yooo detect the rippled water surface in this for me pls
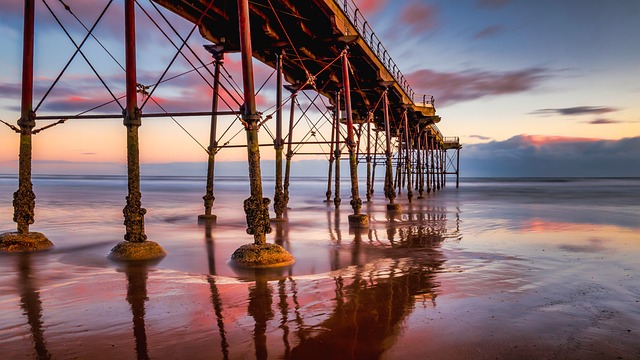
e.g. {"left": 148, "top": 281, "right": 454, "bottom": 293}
{"left": 1, "top": 176, "right": 639, "bottom": 359}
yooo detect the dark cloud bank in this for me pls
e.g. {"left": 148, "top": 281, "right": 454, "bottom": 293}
{"left": 460, "top": 135, "right": 640, "bottom": 177}
{"left": 3, "top": 136, "right": 638, "bottom": 178}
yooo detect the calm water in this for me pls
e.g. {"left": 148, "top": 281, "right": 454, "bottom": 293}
{"left": 0, "top": 175, "right": 639, "bottom": 359}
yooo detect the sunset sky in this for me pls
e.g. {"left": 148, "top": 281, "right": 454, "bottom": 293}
{"left": 0, "top": 0, "right": 639, "bottom": 176}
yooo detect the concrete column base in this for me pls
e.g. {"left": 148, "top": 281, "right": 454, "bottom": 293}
{"left": 197, "top": 214, "right": 217, "bottom": 224}
{"left": 0, "top": 232, "right": 53, "bottom": 252}
{"left": 109, "top": 241, "right": 166, "bottom": 261}
{"left": 230, "top": 243, "right": 295, "bottom": 268}
{"left": 386, "top": 203, "right": 402, "bottom": 212}
{"left": 348, "top": 214, "right": 369, "bottom": 228}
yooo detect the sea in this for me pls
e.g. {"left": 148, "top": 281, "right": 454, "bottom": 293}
{"left": 0, "top": 175, "right": 639, "bottom": 359}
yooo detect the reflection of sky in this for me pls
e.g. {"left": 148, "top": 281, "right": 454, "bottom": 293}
{"left": 1, "top": 176, "right": 639, "bottom": 358}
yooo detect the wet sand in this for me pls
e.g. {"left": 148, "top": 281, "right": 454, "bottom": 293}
{"left": 0, "top": 176, "right": 639, "bottom": 359}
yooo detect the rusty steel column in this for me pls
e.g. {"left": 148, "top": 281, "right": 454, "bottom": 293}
{"left": 199, "top": 48, "right": 224, "bottom": 224}
{"left": 110, "top": 0, "right": 164, "bottom": 260}
{"left": 417, "top": 129, "right": 424, "bottom": 199}
{"left": 341, "top": 50, "right": 368, "bottom": 227}
{"left": 333, "top": 91, "right": 342, "bottom": 208}
{"left": 395, "top": 127, "right": 402, "bottom": 195}
{"left": 436, "top": 143, "right": 442, "bottom": 190}
{"left": 1, "top": 0, "right": 53, "bottom": 252}
{"left": 371, "top": 128, "right": 380, "bottom": 198}
{"left": 403, "top": 110, "right": 413, "bottom": 203}
{"left": 425, "top": 132, "right": 431, "bottom": 194}
{"left": 456, "top": 146, "right": 460, "bottom": 188}
{"left": 382, "top": 89, "right": 400, "bottom": 212}
{"left": 430, "top": 136, "right": 436, "bottom": 192}
{"left": 230, "top": 0, "right": 293, "bottom": 268}
{"left": 272, "top": 51, "right": 286, "bottom": 221}
{"left": 365, "top": 112, "right": 372, "bottom": 202}
{"left": 324, "top": 103, "right": 336, "bottom": 204}
{"left": 239, "top": 0, "right": 269, "bottom": 245}
{"left": 283, "top": 90, "right": 296, "bottom": 212}
{"left": 442, "top": 147, "right": 447, "bottom": 188}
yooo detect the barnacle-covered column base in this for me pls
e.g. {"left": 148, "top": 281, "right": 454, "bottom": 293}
{"left": 386, "top": 203, "right": 402, "bottom": 212}
{"left": 230, "top": 243, "right": 294, "bottom": 268}
{"left": 0, "top": 232, "right": 53, "bottom": 252}
{"left": 348, "top": 214, "right": 369, "bottom": 228}
{"left": 109, "top": 241, "right": 166, "bottom": 261}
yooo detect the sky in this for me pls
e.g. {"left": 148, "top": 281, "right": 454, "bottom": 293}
{"left": 0, "top": 0, "right": 639, "bottom": 177}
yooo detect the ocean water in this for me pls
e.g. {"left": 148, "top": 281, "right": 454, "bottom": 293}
{"left": 0, "top": 175, "right": 639, "bottom": 359}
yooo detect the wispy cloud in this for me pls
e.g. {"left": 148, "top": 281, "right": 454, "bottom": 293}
{"left": 476, "top": 0, "right": 512, "bottom": 9}
{"left": 474, "top": 25, "right": 504, "bottom": 39}
{"left": 469, "top": 134, "right": 492, "bottom": 141}
{"left": 400, "top": 2, "right": 438, "bottom": 33}
{"left": 586, "top": 118, "right": 625, "bottom": 125}
{"left": 532, "top": 106, "right": 619, "bottom": 116}
{"left": 407, "top": 67, "right": 548, "bottom": 106}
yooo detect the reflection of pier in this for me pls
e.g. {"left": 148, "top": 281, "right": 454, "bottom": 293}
{"left": 232, "top": 204, "right": 453, "bottom": 359}
{"left": 16, "top": 254, "right": 52, "bottom": 360}
{"left": 2, "top": 0, "right": 461, "bottom": 255}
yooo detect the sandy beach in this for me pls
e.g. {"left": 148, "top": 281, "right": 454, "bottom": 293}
{"left": 0, "top": 176, "right": 638, "bottom": 359}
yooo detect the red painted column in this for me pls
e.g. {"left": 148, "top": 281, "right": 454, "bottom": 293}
{"left": 238, "top": 0, "right": 270, "bottom": 244}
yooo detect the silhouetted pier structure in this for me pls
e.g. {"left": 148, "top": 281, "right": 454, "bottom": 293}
{"left": 0, "top": 0, "right": 460, "bottom": 260}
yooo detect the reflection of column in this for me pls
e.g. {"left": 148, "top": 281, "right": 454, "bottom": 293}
{"left": 204, "top": 223, "right": 230, "bottom": 360}
{"left": 248, "top": 278, "right": 274, "bottom": 360}
{"left": 18, "top": 254, "right": 51, "bottom": 360}
{"left": 277, "top": 279, "right": 291, "bottom": 357}
{"left": 125, "top": 263, "right": 150, "bottom": 360}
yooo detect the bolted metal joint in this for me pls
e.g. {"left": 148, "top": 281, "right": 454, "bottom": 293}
{"left": 123, "top": 107, "right": 142, "bottom": 126}
{"left": 17, "top": 110, "right": 36, "bottom": 129}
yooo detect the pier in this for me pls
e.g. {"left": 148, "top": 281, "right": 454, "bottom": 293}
{"left": 0, "top": 0, "right": 460, "bottom": 263}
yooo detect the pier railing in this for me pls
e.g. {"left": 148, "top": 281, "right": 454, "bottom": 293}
{"left": 335, "top": 0, "right": 415, "bottom": 101}
{"left": 412, "top": 94, "right": 435, "bottom": 107}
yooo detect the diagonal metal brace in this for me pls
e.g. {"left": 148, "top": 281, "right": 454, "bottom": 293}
{"left": 0, "top": 119, "right": 21, "bottom": 133}
{"left": 32, "top": 119, "right": 67, "bottom": 134}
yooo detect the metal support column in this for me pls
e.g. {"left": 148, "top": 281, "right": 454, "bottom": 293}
{"left": 1, "top": 0, "right": 53, "bottom": 252}
{"left": 325, "top": 103, "right": 336, "bottom": 203}
{"left": 283, "top": 90, "right": 296, "bottom": 213}
{"left": 237, "top": 0, "right": 271, "bottom": 245}
{"left": 333, "top": 91, "right": 341, "bottom": 208}
{"left": 230, "top": 0, "right": 293, "bottom": 268}
{"left": 272, "top": 51, "right": 286, "bottom": 221}
{"left": 342, "top": 49, "right": 368, "bottom": 227}
{"left": 456, "top": 146, "right": 460, "bottom": 188}
{"left": 110, "top": 0, "right": 165, "bottom": 260}
{"left": 199, "top": 46, "right": 224, "bottom": 223}
{"left": 403, "top": 110, "right": 413, "bottom": 203}
{"left": 382, "top": 89, "right": 400, "bottom": 212}
{"left": 365, "top": 112, "right": 372, "bottom": 202}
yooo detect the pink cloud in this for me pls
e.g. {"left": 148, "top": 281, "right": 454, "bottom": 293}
{"left": 517, "top": 134, "right": 600, "bottom": 146}
{"left": 407, "top": 67, "right": 548, "bottom": 106}
{"left": 357, "top": 0, "right": 388, "bottom": 16}
{"left": 400, "top": 2, "right": 438, "bottom": 33}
